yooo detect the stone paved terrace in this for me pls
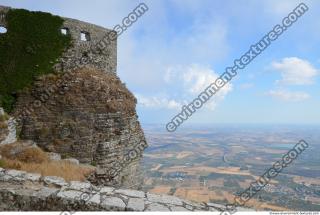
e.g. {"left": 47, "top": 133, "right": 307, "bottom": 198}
{"left": 0, "top": 167, "right": 254, "bottom": 211}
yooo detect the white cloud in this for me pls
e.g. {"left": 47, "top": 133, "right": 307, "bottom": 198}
{"left": 266, "top": 89, "right": 310, "bottom": 102}
{"left": 138, "top": 64, "right": 233, "bottom": 111}
{"left": 239, "top": 83, "right": 254, "bottom": 90}
{"left": 272, "top": 57, "right": 318, "bottom": 85}
{"left": 136, "top": 94, "right": 182, "bottom": 110}
{"left": 182, "top": 64, "right": 232, "bottom": 96}
{"left": 117, "top": 1, "right": 230, "bottom": 90}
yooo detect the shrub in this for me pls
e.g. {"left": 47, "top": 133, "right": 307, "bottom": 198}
{"left": 0, "top": 142, "right": 94, "bottom": 181}
{"left": 0, "top": 9, "right": 71, "bottom": 112}
{"left": 2, "top": 158, "right": 94, "bottom": 181}
{"left": 16, "top": 147, "right": 48, "bottom": 163}
{"left": 0, "top": 142, "right": 48, "bottom": 163}
{"left": 0, "top": 112, "right": 9, "bottom": 122}
{"left": 0, "top": 122, "right": 7, "bottom": 129}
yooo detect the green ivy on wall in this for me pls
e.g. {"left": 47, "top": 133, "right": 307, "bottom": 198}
{"left": 0, "top": 9, "right": 71, "bottom": 112}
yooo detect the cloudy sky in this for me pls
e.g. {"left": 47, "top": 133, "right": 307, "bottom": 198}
{"left": 1, "top": 0, "right": 319, "bottom": 126}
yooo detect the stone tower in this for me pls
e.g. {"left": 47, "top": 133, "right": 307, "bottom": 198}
{"left": 0, "top": 5, "right": 147, "bottom": 189}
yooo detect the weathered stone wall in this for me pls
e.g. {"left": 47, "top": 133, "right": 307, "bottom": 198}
{"left": 54, "top": 17, "right": 117, "bottom": 74}
{"left": 0, "top": 6, "right": 9, "bottom": 27}
{"left": 13, "top": 69, "right": 146, "bottom": 189}
{"left": 0, "top": 5, "right": 145, "bottom": 189}
{"left": 0, "top": 5, "right": 117, "bottom": 74}
{"left": 0, "top": 167, "right": 253, "bottom": 211}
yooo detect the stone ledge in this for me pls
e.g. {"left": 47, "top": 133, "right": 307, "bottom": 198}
{"left": 0, "top": 168, "right": 254, "bottom": 211}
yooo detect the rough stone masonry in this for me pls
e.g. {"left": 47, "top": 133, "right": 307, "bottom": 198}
{"left": 0, "top": 167, "right": 254, "bottom": 212}
{"left": 0, "top": 5, "right": 147, "bottom": 189}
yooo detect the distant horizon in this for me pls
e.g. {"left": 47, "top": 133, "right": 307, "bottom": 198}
{"left": 141, "top": 122, "right": 320, "bottom": 126}
{"left": 141, "top": 122, "right": 320, "bottom": 131}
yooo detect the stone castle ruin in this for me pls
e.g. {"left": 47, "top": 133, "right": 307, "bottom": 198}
{"left": 54, "top": 15, "right": 117, "bottom": 74}
{"left": 0, "top": 6, "right": 117, "bottom": 74}
{"left": 0, "top": 6, "right": 252, "bottom": 212}
{"left": 0, "top": 5, "right": 146, "bottom": 189}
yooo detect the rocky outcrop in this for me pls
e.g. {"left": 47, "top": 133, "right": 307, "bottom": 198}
{"left": 0, "top": 5, "right": 147, "bottom": 189}
{"left": 13, "top": 68, "right": 146, "bottom": 189}
{"left": 0, "top": 167, "right": 254, "bottom": 212}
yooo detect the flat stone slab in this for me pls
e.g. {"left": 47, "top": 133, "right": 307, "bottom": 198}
{"left": 86, "top": 193, "right": 100, "bottom": 204}
{"left": 99, "top": 186, "right": 114, "bottom": 194}
{"left": 43, "top": 176, "right": 68, "bottom": 187}
{"left": 57, "top": 189, "right": 83, "bottom": 200}
{"left": 236, "top": 206, "right": 256, "bottom": 211}
{"left": 1, "top": 170, "right": 26, "bottom": 182}
{"left": 69, "top": 181, "right": 92, "bottom": 191}
{"left": 101, "top": 196, "right": 126, "bottom": 210}
{"left": 145, "top": 203, "right": 170, "bottom": 211}
{"left": 207, "top": 202, "right": 226, "bottom": 210}
{"left": 127, "top": 198, "right": 145, "bottom": 211}
{"left": 170, "top": 206, "right": 190, "bottom": 211}
{"left": 6, "top": 169, "right": 26, "bottom": 178}
{"left": 25, "top": 173, "right": 41, "bottom": 182}
{"left": 35, "top": 187, "right": 59, "bottom": 198}
{"left": 115, "top": 188, "right": 145, "bottom": 198}
{"left": 147, "top": 193, "right": 183, "bottom": 206}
